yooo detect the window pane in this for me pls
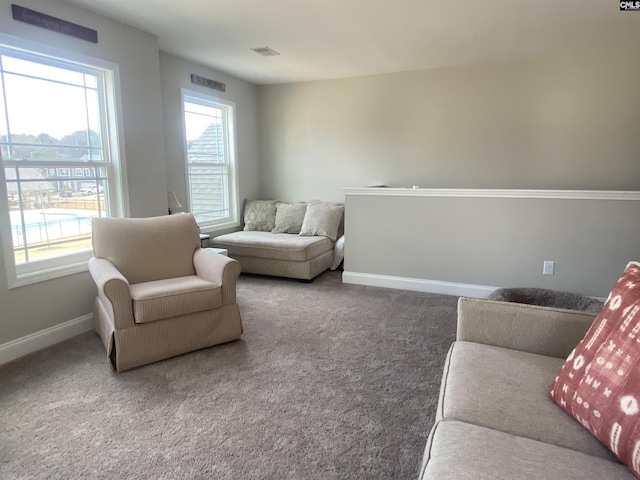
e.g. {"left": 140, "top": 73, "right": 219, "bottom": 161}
{"left": 184, "top": 102, "right": 222, "bottom": 141}
{"left": 2, "top": 55, "right": 86, "bottom": 86}
{"left": 184, "top": 100, "right": 222, "bottom": 118}
{"left": 182, "top": 93, "right": 236, "bottom": 228}
{"left": 0, "top": 82, "right": 6, "bottom": 138}
{"left": 84, "top": 88, "right": 102, "bottom": 147}
{"left": 186, "top": 121, "right": 225, "bottom": 164}
{"left": 6, "top": 167, "right": 106, "bottom": 264}
{"left": 188, "top": 164, "right": 229, "bottom": 223}
{"left": 3, "top": 73, "right": 91, "bottom": 141}
{"left": 1, "top": 142, "right": 102, "bottom": 162}
{"left": 0, "top": 45, "right": 122, "bottom": 286}
{"left": 84, "top": 73, "right": 97, "bottom": 89}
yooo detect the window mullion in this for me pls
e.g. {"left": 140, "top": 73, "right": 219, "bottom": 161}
{"left": 83, "top": 74, "right": 92, "bottom": 154}
{"left": 13, "top": 166, "right": 29, "bottom": 263}
{"left": 0, "top": 59, "right": 14, "bottom": 160}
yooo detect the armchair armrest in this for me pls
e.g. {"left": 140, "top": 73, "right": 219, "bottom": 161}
{"left": 88, "top": 257, "right": 135, "bottom": 329}
{"left": 193, "top": 249, "right": 241, "bottom": 305}
{"left": 457, "top": 297, "right": 597, "bottom": 358}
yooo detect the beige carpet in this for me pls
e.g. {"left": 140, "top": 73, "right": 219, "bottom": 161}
{"left": 0, "top": 270, "right": 458, "bottom": 479}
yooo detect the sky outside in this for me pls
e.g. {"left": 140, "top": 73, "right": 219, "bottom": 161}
{"left": 0, "top": 55, "right": 98, "bottom": 140}
{"left": 1, "top": 54, "right": 220, "bottom": 143}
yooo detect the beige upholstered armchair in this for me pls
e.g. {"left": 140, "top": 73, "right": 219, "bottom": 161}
{"left": 88, "top": 214, "right": 243, "bottom": 372}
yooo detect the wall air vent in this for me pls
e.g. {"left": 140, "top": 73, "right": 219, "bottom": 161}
{"left": 252, "top": 46, "right": 280, "bottom": 57}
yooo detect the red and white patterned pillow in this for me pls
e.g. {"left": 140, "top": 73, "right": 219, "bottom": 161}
{"left": 549, "top": 261, "right": 640, "bottom": 477}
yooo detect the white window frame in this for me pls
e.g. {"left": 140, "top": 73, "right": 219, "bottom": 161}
{"left": 0, "top": 35, "right": 128, "bottom": 289}
{"left": 181, "top": 89, "right": 239, "bottom": 231}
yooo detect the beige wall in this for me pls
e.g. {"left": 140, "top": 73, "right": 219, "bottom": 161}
{"left": 159, "top": 52, "right": 261, "bottom": 235}
{"left": 258, "top": 49, "right": 640, "bottom": 201}
{"left": 259, "top": 49, "right": 640, "bottom": 296}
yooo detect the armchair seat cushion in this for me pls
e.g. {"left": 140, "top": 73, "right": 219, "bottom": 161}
{"left": 129, "top": 275, "right": 222, "bottom": 324}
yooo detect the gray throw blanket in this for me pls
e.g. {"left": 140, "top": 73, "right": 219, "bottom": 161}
{"left": 487, "top": 287, "right": 604, "bottom": 313}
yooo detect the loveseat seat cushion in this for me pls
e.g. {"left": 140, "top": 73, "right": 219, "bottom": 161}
{"left": 438, "top": 341, "right": 616, "bottom": 461}
{"left": 211, "top": 231, "right": 334, "bottom": 262}
{"left": 129, "top": 275, "right": 222, "bottom": 324}
{"left": 420, "top": 420, "right": 634, "bottom": 480}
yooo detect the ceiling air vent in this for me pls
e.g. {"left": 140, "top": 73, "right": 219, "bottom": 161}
{"left": 252, "top": 46, "right": 280, "bottom": 57}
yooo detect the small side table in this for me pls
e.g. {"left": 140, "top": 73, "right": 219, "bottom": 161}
{"left": 199, "top": 233, "right": 210, "bottom": 248}
{"left": 205, "top": 247, "right": 228, "bottom": 256}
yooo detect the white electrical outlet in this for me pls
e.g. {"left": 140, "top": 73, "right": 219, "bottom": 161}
{"left": 543, "top": 261, "right": 555, "bottom": 275}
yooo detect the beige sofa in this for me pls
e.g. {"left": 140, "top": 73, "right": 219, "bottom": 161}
{"left": 419, "top": 297, "right": 635, "bottom": 479}
{"left": 211, "top": 199, "right": 344, "bottom": 281}
{"left": 211, "top": 230, "right": 340, "bottom": 281}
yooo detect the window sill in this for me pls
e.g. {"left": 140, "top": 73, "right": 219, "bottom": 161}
{"left": 199, "top": 219, "right": 240, "bottom": 235}
{"left": 7, "top": 254, "right": 91, "bottom": 289}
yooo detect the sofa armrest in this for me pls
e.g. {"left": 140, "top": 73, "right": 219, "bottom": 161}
{"left": 193, "top": 249, "right": 241, "bottom": 305}
{"left": 456, "top": 297, "right": 597, "bottom": 358}
{"left": 88, "top": 257, "right": 135, "bottom": 329}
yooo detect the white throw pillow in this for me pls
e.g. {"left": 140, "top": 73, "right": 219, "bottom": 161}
{"left": 243, "top": 200, "right": 279, "bottom": 231}
{"left": 299, "top": 202, "right": 344, "bottom": 241}
{"left": 272, "top": 203, "right": 307, "bottom": 234}
{"left": 331, "top": 234, "right": 345, "bottom": 270}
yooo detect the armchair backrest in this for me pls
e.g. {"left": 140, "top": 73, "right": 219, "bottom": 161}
{"left": 92, "top": 214, "right": 200, "bottom": 284}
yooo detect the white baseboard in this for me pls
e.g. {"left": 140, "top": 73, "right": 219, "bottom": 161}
{"left": 342, "top": 271, "right": 498, "bottom": 298}
{"left": 0, "top": 314, "right": 93, "bottom": 366}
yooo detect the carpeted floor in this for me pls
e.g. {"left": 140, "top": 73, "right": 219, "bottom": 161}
{"left": 0, "top": 270, "right": 458, "bottom": 479}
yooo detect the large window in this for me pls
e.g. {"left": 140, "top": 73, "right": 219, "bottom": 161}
{"left": 182, "top": 90, "right": 238, "bottom": 229}
{"left": 0, "top": 40, "right": 124, "bottom": 287}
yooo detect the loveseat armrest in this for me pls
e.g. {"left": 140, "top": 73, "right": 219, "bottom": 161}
{"left": 193, "top": 249, "right": 241, "bottom": 305}
{"left": 88, "top": 257, "right": 135, "bottom": 329}
{"left": 457, "top": 297, "right": 597, "bottom": 358}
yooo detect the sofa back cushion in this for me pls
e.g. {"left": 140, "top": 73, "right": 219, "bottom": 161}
{"left": 243, "top": 200, "right": 279, "bottom": 231}
{"left": 92, "top": 214, "right": 200, "bottom": 284}
{"left": 299, "top": 201, "right": 344, "bottom": 241}
{"left": 549, "top": 261, "right": 640, "bottom": 478}
{"left": 272, "top": 202, "right": 307, "bottom": 234}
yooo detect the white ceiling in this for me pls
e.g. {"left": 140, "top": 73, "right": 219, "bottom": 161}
{"left": 61, "top": 0, "right": 640, "bottom": 85}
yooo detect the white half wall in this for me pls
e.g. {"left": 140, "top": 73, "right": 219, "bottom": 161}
{"left": 343, "top": 188, "right": 640, "bottom": 298}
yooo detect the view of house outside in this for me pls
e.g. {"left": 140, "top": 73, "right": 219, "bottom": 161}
{"left": 185, "top": 122, "right": 229, "bottom": 224}
{"left": 183, "top": 94, "right": 234, "bottom": 228}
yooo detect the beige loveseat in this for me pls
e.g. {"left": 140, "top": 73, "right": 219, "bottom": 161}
{"left": 89, "top": 214, "right": 243, "bottom": 372}
{"left": 419, "top": 298, "right": 635, "bottom": 479}
{"left": 211, "top": 200, "right": 344, "bottom": 281}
